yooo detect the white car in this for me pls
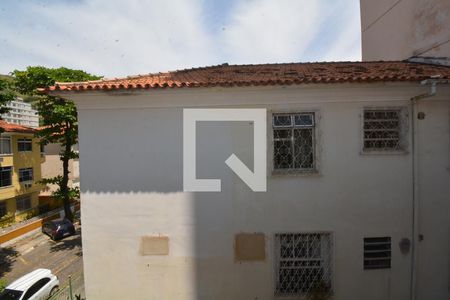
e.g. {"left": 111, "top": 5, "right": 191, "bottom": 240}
{"left": 0, "top": 269, "right": 59, "bottom": 300}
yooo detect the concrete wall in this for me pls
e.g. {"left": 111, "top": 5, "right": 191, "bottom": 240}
{"left": 361, "top": 0, "right": 450, "bottom": 60}
{"left": 414, "top": 99, "right": 450, "bottom": 300}
{"left": 40, "top": 142, "right": 79, "bottom": 195}
{"left": 69, "top": 83, "right": 450, "bottom": 300}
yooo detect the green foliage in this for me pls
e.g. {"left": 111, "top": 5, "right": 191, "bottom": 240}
{"left": 11, "top": 66, "right": 101, "bottom": 95}
{"left": 34, "top": 96, "right": 78, "bottom": 146}
{"left": 0, "top": 278, "right": 7, "bottom": 292}
{"left": 40, "top": 176, "right": 80, "bottom": 201}
{"left": 0, "top": 212, "right": 15, "bottom": 228}
{"left": 11, "top": 66, "right": 101, "bottom": 221}
{"left": 0, "top": 78, "right": 14, "bottom": 122}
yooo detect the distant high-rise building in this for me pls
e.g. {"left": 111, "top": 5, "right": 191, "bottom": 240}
{"left": 2, "top": 98, "right": 39, "bottom": 128}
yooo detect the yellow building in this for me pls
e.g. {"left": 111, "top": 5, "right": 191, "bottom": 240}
{"left": 0, "top": 120, "right": 44, "bottom": 222}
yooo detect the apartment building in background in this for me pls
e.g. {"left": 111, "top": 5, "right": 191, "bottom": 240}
{"left": 40, "top": 142, "right": 79, "bottom": 197}
{"left": 2, "top": 98, "right": 39, "bottom": 128}
{"left": 45, "top": 61, "right": 450, "bottom": 300}
{"left": 0, "top": 121, "right": 44, "bottom": 221}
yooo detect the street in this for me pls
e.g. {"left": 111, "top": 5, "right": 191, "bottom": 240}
{"left": 0, "top": 225, "right": 84, "bottom": 298}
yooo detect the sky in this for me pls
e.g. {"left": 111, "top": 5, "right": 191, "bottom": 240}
{"left": 0, "top": 0, "right": 361, "bottom": 78}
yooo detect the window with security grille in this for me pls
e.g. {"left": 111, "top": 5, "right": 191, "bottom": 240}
{"left": 16, "top": 196, "right": 31, "bottom": 212}
{"left": 18, "top": 138, "right": 32, "bottom": 152}
{"left": 273, "top": 113, "right": 315, "bottom": 171}
{"left": 275, "top": 233, "right": 332, "bottom": 297}
{"left": 363, "top": 110, "right": 402, "bottom": 151}
{"left": 0, "top": 136, "right": 12, "bottom": 155}
{"left": 0, "top": 166, "right": 12, "bottom": 187}
{"left": 364, "top": 237, "right": 391, "bottom": 270}
{"left": 19, "top": 168, "right": 33, "bottom": 182}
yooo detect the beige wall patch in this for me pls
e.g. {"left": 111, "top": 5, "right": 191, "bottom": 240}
{"left": 139, "top": 236, "right": 169, "bottom": 256}
{"left": 234, "top": 233, "right": 265, "bottom": 262}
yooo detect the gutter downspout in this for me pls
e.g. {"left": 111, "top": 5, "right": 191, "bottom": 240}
{"left": 409, "top": 79, "right": 437, "bottom": 300}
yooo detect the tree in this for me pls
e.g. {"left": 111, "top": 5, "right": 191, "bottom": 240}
{"left": 12, "top": 66, "right": 102, "bottom": 220}
{"left": 0, "top": 77, "right": 14, "bottom": 128}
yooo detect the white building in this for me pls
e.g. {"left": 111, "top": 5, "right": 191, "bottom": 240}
{"left": 360, "top": 0, "right": 450, "bottom": 61}
{"left": 2, "top": 98, "right": 39, "bottom": 128}
{"left": 46, "top": 61, "right": 450, "bottom": 300}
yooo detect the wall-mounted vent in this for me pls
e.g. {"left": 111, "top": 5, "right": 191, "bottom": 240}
{"left": 364, "top": 237, "right": 391, "bottom": 270}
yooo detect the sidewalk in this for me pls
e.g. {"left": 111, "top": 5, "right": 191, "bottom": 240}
{"left": 0, "top": 204, "right": 80, "bottom": 245}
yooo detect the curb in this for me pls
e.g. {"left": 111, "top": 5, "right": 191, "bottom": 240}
{"left": 0, "top": 213, "right": 60, "bottom": 245}
{"left": 0, "top": 204, "right": 80, "bottom": 245}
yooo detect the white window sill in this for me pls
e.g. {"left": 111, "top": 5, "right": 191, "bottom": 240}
{"left": 360, "top": 149, "right": 409, "bottom": 156}
{"left": 271, "top": 169, "right": 320, "bottom": 177}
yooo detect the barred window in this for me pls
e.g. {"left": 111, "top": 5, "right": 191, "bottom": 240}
{"left": 0, "top": 136, "right": 12, "bottom": 155}
{"left": 273, "top": 113, "right": 315, "bottom": 171}
{"left": 18, "top": 138, "right": 32, "bottom": 152}
{"left": 19, "top": 168, "right": 33, "bottom": 182}
{"left": 275, "top": 233, "right": 332, "bottom": 297}
{"left": 0, "top": 166, "right": 12, "bottom": 187}
{"left": 363, "top": 110, "right": 402, "bottom": 151}
{"left": 16, "top": 196, "right": 31, "bottom": 212}
{"left": 364, "top": 237, "right": 391, "bottom": 270}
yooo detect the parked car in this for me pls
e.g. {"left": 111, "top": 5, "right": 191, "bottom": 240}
{"left": 42, "top": 218, "right": 75, "bottom": 241}
{"left": 0, "top": 268, "right": 59, "bottom": 300}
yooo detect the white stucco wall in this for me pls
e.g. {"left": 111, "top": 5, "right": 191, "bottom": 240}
{"left": 67, "top": 82, "right": 450, "bottom": 300}
{"left": 360, "top": 0, "right": 450, "bottom": 60}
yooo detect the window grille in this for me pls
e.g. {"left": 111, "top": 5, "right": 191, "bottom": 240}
{"left": 363, "top": 110, "right": 402, "bottom": 151}
{"left": 275, "top": 233, "right": 332, "bottom": 297}
{"left": 19, "top": 168, "right": 33, "bottom": 182}
{"left": 0, "top": 136, "right": 11, "bottom": 154}
{"left": 18, "top": 138, "right": 32, "bottom": 152}
{"left": 16, "top": 196, "right": 31, "bottom": 212}
{"left": 0, "top": 166, "right": 12, "bottom": 187}
{"left": 273, "top": 113, "right": 315, "bottom": 171}
{"left": 364, "top": 237, "right": 391, "bottom": 269}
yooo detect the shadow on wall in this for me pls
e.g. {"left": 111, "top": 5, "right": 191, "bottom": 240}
{"left": 78, "top": 107, "right": 268, "bottom": 299}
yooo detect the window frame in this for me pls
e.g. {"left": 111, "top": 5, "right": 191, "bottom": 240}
{"left": 273, "top": 232, "right": 334, "bottom": 298}
{"left": 360, "top": 107, "right": 408, "bottom": 155}
{"left": 16, "top": 196, "right": 32, "bottom": 212}
{"left": 363, "top": 236, "right": 392, "bottom": 270}
{"left": 0, "top": 166, "right": 13, "bottom": 188}
{"left": 270, "top": 110, "right": 321, "bottom": 176}
{"left": 18, "top": 138, "right": 33, "bottom": 152}
{"left": 19, "top": 168, "right": 33, "bottom": 183}
{"left": 0, "top": 135, "right": 12, "bottom": 155}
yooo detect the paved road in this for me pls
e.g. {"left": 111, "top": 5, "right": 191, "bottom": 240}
{"left": 0, "top": 225, "right": 84, "bottom": 298}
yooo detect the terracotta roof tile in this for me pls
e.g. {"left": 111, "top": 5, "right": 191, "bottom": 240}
{"left": 43, "top": 61, "right": 450, "bottom": 92}
{"left": 0, "top": 120, "right": 36, "bottom": 134}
